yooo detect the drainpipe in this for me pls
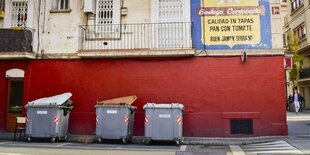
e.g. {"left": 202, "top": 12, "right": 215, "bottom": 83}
{"left": 36, "top": 0, "right": 42, "bottom": 59}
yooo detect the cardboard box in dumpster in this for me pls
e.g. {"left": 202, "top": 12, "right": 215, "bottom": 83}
{"left": 97, "top": 95, "right": 137, "bottom": 105}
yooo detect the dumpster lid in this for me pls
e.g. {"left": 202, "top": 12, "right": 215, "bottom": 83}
{"left": 27, "top": 92, "right": 72, "bottom": 106}
{"left": 143, "top": 103, "right": 184, "bottom": 109}
{"left": 97, "top": 95, "right": 137, "bottom": 105}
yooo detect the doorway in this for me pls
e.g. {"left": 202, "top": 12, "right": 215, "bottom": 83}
{"left": 5, "top": 69, "right": 25, "bottom": 131}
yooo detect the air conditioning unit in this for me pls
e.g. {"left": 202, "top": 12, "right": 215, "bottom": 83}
{"left": 84, "top": 0, "right": 95, "bottom": 14}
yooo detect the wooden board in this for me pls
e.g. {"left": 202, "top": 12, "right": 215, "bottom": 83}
{"left": 97, "top": 95, "right": 137, "bottom": 105}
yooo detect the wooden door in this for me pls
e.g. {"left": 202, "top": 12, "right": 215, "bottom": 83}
{"left": 6, "top": 78, "right": 24, "bottom": 131}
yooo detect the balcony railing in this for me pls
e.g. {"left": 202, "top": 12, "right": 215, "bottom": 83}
{"left": 79, "top": 22, "right": 192, "bottom": 51}
{"left": 299, "top": 67, "right": 310, "bottom": 79}
{"left": 0, "top": 29, "right": 33, "bottom": 52}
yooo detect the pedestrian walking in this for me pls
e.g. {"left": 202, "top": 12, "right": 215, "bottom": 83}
{"left": 293, "top": 87, "right": 304, "bottom": 115}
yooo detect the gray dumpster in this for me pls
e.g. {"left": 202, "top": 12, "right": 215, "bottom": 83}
{"left": 143, "top": 103, "right": 184, "bottom": 145}
{"left": 25, "top": 93, "right": 73, "bottom": 142}
{"left": 95, "top": 96, "right": 137, "bottom": 144}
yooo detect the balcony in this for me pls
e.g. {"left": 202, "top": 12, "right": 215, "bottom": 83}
{"left": 0, "top": 29, "right": 35, "bottom": 59}
{"left": 299, "top": 67, "right": 310, "bottom": 79}
{"left": 78, "top": 22, "right": 194, "bottom": 58}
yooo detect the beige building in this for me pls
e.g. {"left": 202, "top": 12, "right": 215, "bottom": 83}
{"left": 284, "top": 0, "right": 310, "bottom": 108}
{"left": 0, "top": 0, "right": 193, "bottom": 59}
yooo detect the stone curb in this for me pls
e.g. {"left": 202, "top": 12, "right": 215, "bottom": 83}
{"left": 0, "top": 132, "right": 285, "bottom": 145}
{"left": 183, "top": 136, "right": 286, "bottom": 145}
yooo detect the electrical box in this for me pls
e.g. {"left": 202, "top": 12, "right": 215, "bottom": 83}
{"left": 84, "top": 0, "right": 95, "bottom": 14}
{"left": 121, "top": 7, "right": 128, "bottom": 16}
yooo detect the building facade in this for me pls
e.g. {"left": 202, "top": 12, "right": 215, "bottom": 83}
{"left": 0, "top": 0, "right": 287, "bottom": 137}
{"left": 284, "top": 0, "right": 310, "bottom": 108}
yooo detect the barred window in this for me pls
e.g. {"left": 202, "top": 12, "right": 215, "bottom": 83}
{"left": 11, "top": 1, "right": 29, "bottom": 27}
{"left": 291, "top": 0, "right": 303, "bottom": 12}
{"left": 54, "top": 0, "right": 69, "bottom": 10}
{"left": 294, "top": 23, "right": 306, "bottom": 40}
{"left": 158, "top": 0, "right": 184, "bottom": 22}
{"left": 95, "top": 0, "right": 120, "bottom": 32}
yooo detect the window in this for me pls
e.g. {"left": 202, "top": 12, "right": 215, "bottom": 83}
{"left": 230, "top": 119, "right": 253, "bottom": 135}
{"left": 291, "top": 0, "right": 303, "bottom": 12}
{"left": 157, "top": 0, "right": 185, "bottom": 23}
{"left": 283, "top": 33, "right": 287, "bottom": 48}
{"left": 11, "top": 1, "right": 29, "bottom": 27}
{"left": 8, "top": 80, "right": 24, "bottom": 114}
{"left": 153, "top": 0, "right": 190, "bottom": 48}
{"left": 281, "top": 0, "right": 287, "bottom": 5}
{"left": 53, "top": 0, "right": 69, "bottom": 10}
{"left": 294, "top": 23, "right": 307, "bottom": 40}
{"left": 95, "top": 0, "right": 120, "bottom": 33}
{"left": 0, "top": 0, "right": 4, "bottom": 11}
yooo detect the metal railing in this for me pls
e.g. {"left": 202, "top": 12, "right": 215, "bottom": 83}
{"left": 299, "top": 67, "right": 310, "bottom": 79}
{"left": 79, "top": 22, "right": 192, "bottom": 51}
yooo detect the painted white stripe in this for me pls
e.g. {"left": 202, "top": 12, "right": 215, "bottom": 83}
{"left": 180, "top": 145, "right": 187, "bottom": 151}
{"left": 0, "top": 143, "right": 178, "bottom": 152}
{"left": 0, "top": 142, "right": 12, "bottom": 145}
{"left": 246, "top": 141, "right": 287, "bottom": 146}
{"left": 230, "top": 145, "right": 246, "bottom": 155}
{"left": 0, "top": 153, "right": 29, "bottom": 155}
{"left": 247, "top": 150, "right": 303, "bottom": 154}
{"left": 244, "top": 147, "right": 300, "bottom": 151}
{"left": 242, "top": 140, "right": 304, "bottom": 154}
{"left": 56, "top": 143, "right": 71, "bottom": 147}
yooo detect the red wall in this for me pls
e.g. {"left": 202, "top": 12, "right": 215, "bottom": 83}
{"left": 0, "top": 56, "right": 288, "bottom": 136}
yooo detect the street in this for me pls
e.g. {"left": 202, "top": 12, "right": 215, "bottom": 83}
{"left": 0, "top": 139, "right": 304, "bottom": 155}
{"left": 0, "top": 147, "right": 173, "bottom": 155}
{"left": 1, "top": 111, "right": 310, "bottom": 155}
{"left": 0, "top": 141, "right": 178, "bottom": 155}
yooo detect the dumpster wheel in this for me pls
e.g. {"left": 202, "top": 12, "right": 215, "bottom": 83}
{"left": 97, "top": 137, "right": 103, "bottom": 143}
{"left": 63, "top": 135, "right": 68, "bottom": 141}
{"left": 122, "top": 138, "right": 129, "bottom": 145}
{"left": 51, "top": 137, "right": 56, "bottom": 143}
{"left": 145, "top": 139, "right": 152, "bottom": 145}
{"left": 175, "top": 139, "right": 183, "bottom": 146}
{"left": 60, "top": 135, "right": 68, "bottom": 141}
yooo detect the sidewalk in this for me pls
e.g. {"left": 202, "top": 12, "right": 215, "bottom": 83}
{"left": 284, "top": 111, "right": 310, "bottom": 154}
{"left": 0, "top": 132, "right": 283, "bottom": 146}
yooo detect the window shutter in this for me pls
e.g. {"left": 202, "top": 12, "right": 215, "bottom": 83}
{"left": 155, "top": 0, "right": 190, "bottom": 48}
{"left": 95, "top": 0, "right": 120, "bottom": 33}
{"left": 112, "top": 0, "right": 120, "bottom": 25}
{"left": 158, "top": 0, "right": 184, "bottom": 23}
{"left": 11, "top": 1, "right": 29, "bottom": 27}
